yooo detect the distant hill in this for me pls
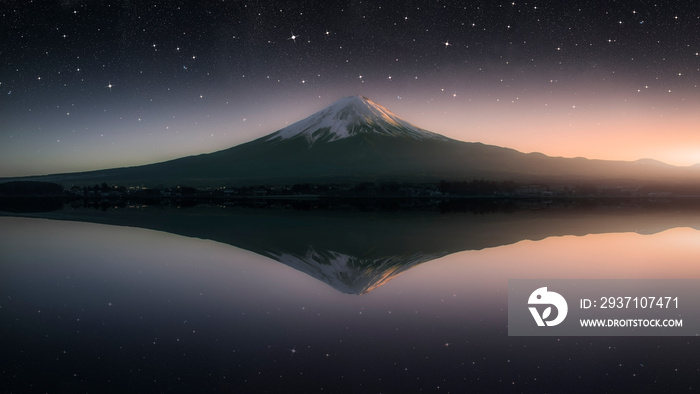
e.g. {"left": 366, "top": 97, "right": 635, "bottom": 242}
{"left": 4, "top": 96, "right": 700, "bottom": 188}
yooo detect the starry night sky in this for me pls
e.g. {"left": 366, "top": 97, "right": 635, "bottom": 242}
{"left": 1, "top": 1, "right": 699, "bottom": 177}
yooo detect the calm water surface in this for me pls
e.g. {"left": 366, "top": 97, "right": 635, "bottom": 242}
{"left": 1, "top": 203, "right": 700, "bottom": 393}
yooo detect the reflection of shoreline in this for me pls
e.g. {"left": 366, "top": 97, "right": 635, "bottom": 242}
{"left": 3, "top": 202, "right": 700, "bottom": 294}
{"left": 1, "top": 194, "right": 699, "bottom": 214}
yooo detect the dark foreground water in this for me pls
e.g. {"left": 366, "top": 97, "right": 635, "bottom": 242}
{"left": 1, "top": 202, "right": 700, "bottom": 393}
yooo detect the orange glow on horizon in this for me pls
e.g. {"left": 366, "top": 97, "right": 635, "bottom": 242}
{"left": 388, "top": 89, "right": 700, "bottom": 167}
{"left": 400, "top": 227, "right": 700, "bottom": 291}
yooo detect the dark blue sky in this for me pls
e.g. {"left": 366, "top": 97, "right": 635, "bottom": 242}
{"left": 1, "top": 1, "right": 699, "bottom": 176}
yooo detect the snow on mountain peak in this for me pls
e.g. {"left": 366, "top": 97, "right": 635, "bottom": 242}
{"left": 266, "top": 96, "right": 448, "bottom": 145}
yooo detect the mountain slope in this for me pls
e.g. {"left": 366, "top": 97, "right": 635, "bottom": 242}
{"left": 5, "top": 95, "right": 700, "bottom": 187}
{"left": 265, "top": 96, "right": 449, "bottom": 144}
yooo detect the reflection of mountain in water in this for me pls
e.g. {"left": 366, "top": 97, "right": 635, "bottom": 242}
{"left": 268, "top": 247, "right": 449, "bottom": 294}
{"left": 4, "top": 201, "right": 700, "bottom": 294}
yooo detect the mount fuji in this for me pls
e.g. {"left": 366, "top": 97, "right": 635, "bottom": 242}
{"left": 265, "top": 96, "right": 449, "bottom": 144}
{"left": 6, "top": 95, "right": 700, "bottom": 187}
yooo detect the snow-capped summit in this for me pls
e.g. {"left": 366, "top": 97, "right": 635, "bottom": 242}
{"left": 266, "top": 96, "right": 449, "bottom": 145}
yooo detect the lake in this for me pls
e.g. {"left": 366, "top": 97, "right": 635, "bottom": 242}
{"left": 2, "top": 200, "right": 700, "bottom": 392}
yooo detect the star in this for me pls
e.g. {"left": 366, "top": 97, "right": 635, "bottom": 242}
{"left": 289, "top": 32, "right": 299, "bottom": 42}
{"left": 106, "top": 82, "right": 113, "bottom": 90}
{"left": 444, "top": 40, "right": 450, "bottom": 47}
